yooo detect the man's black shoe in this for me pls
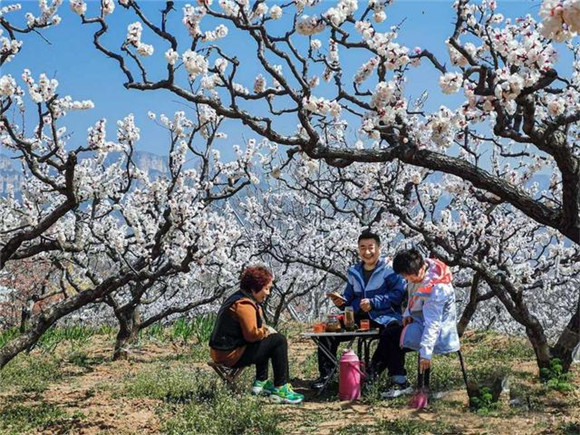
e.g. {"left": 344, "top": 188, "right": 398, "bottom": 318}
{"left": 310, "top": 375, "right": 330, "bottom": 390}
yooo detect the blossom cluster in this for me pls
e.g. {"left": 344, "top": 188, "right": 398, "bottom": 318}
{"left": 493, "top": 67, "right": 525, "bottom": 103}
{"left": 356, "top": 24, "right": 411, "bottom": 70}
{"left": 102, "top": 0, "right": 114, "bottom": 15}
{"left": 219, "top": 0, "right": 242, "bottom": 17}
{"left": 21, "top": 70, "right": 58, "bottom": 104}
{"left": 0, "top": 4, "right": 22, "bottom": 17}
{"left": 25, "top": 0, "right": 62, "bottom": 27}
{"left": 165, "top": 48, "right": 178, "bottom": 66}
{"left": 182, "top": 4, "right": 206, "bottom": 37}
{"left": 426, "top": 106, "right": 466, "bottom": 148}
{"left": 125, "top": 22, "right": 154, "bottom": 57}
{"left": 487, "top": 16, "right": 557, "bottom": 71}
{"left": 0, "top": 28, "right": 23, "bottom": 64}
{"left": 0, "top": 75, "right": 17, "bottom": 97}
{"left": 371, "top": 0, "right": 386, "bottom": 23}
{"left": 302, "top": 96, "right": 341, "bottom": 118}
{"left": 540, "top": 0, "right": 580, "bottom": 41}
{"left": 51, "top": 96, "right": 94, "bottom": 117}
{"left": 182, "top": 50, "right": 208, "bottom": 79}
{"left": 202, "top": 24, "right": 228, "bottom": 42}
{"left": 69, "top": 0, "right": 86, "bottom": 16}
{"left": 249, "top": 2, "right": 268, "bottom": 20}
{"left": 254, "top": 74, "right": 266, "bottom": 93}
{"left": 270, "top": 5, "right": 282, "bottom": 20}
{"left": 324, "top": 0, "right": 358, "bottom": 27}
{"left": 296, "top": 15, "right": 325, "bottom": 35}
{"left": 446, "top": 40, "right": 476, "bottom": 67}
{"left": 439, "top": 72, "right": 463, "bottom": 94}
{"left": 353, "top": 56, "right": 379, "bottom": 84}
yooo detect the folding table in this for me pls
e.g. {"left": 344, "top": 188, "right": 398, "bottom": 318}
{"left": 301, "top": 329, "right": 380, "bottom": 394}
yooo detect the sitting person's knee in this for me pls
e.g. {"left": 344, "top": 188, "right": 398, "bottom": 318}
{"left": 269, "top": 332, "right": 287, "bottom": 346}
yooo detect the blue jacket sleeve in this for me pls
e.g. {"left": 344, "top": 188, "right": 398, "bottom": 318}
{"left": 343, "top": 276, "right": 355, "bottom": 306}
{"left": 370, "top": 273, "right": 405, "bottom": 311}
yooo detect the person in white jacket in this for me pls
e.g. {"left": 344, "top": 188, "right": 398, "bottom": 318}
{"left": 381, "top": 248, "right": 460, "bottom": 399}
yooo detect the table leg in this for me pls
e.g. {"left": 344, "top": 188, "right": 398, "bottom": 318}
{"left": 310, "top": 337, "right": 337, "bottom": 394}
{"left": 357, "top": 336, "right": 378, "bottom": 373}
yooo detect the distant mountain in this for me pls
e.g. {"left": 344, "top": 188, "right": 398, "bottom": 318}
{"left": 0, "top": 151, "right": 169, "bottom": 196}
{"left": 0, "top": 155, "right": 24, "bottom": 195}
{"left": 131, "top": 151, "right": 169, "bottom": 178}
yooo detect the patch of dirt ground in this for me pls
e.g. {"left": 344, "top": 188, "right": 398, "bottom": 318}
{"left": 1, "top": 334, "right": 579, "bottom": 435}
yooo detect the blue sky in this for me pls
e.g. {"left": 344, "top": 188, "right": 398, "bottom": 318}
{"left": 5, "top": 1, "right": 547, "bottom": 159}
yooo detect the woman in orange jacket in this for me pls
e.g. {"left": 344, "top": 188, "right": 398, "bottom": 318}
{"left": 209, "top": 265, "right": 304, "bottom": 404}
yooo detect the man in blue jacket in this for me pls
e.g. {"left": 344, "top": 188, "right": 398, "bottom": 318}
{"left": 311, "top": 230, "right": 406, "bottom": 390}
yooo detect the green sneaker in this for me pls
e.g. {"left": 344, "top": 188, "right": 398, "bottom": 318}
{"left": 270, "top": 384, "right": 304, "bottom": 404}
{"left": 251, "top": 379, "right": 275, "bottom": 396}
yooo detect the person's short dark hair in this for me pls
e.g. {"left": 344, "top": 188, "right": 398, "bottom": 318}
{"left": 240, "top": 266, "right": 273, "bottom": 293}
{"left": 358, "top": 230, "right": 380, "bottom": 246}
{"left": 392, "top": 248, "right": 425, "bottom": 276}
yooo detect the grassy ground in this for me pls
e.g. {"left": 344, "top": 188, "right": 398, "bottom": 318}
{"left": 0, "top": 320, "right": 578, "bottom": 434}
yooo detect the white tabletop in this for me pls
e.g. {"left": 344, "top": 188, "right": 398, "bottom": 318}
{"left": 301, "top": 330, "right": 380, "bottom": 338}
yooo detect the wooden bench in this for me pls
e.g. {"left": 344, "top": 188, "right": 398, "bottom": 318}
{"left": 207, "top": 361, "right": 246, "bottom": 392}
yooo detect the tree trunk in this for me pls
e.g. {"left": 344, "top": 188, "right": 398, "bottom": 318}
{"left": 0, "top": 315, "right": 54, "bottom": 368}
{"left": 457, "top": 302, "right": 477, "bottom": 337}
{"left": 457, "top": 274, "right": 481, "bottom": 337}
{"left": 113, "top": 304, "right": 141, "bottom": 361}
{"left": 551, "top": 298, "right": 580, "bottom": 372}
{"left": 0, "top": 273, "right": 137, "bottom": 370}
{"left": 525, "top": 326, "right": 552, "bottom": 373}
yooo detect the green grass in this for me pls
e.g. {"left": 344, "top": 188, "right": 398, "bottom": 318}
{"left": 117, "top": 363, "right": 281, "bottom": 434}
{"left": 34, "top": 325, "right": 95, "bottom": 353}
{"left": 558, "top": 421, "right": 580, "bottom": 435}
{"left": 121, "top": 364, "right": 215, "bottom": 401}
{"left": 67, "top": 350, "right": 91, "bottom": 368}
{"left": 0, "top": 354, "right": 62, "bottom": 393}
{"left": 162, "top": 395, "right": 282, "bottom": 435}
{"left": 540, "top": 358, "right": 576, "bottom": 393}
{"left": 170, "top": 318, "right": 197, "bottom": 345}
{"left": 169, "top": 315, "right": 216, "bottom": 345}
{"left": 142, "top": 322, "right": 166, "bottom": 342}
{"left": 462, "top": 331, "right": 535, "bottom": 362}
{"left": 140, "top": 315, "right": 217, "bottom": 347}
{"left": 336, "top": 417, "right": 459, "bottom": 435}
{"left": 190, "top": 314, "right": 216, "bottom": 344}
{"left": 97, "top": 324, "right": 116, "bottom": 336}
{"left": 298, "top": 350, "right": 319, "bottom": 380}
{"left": 0, "top": 328, "right": 20, "bottom": 349}
{"left": 0, "top": 324, "right": 576, "bottom": 435}
{"left": 0, "top": 402, "right": 83, "bottom": 434}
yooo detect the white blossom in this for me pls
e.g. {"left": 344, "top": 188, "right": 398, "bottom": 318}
{"left": 203, "top": 24, "right": 228, "bottom": 41}
{"left": 183, "top": 4, "right": 206, "bottom": 37}
{"left": 439, "top": 72, "right": 463, "bottom": 94}
{"left": 270, "top": 5, "right": 282, "bottom": 20}
{"left": 69, "top": 0, "right": 86, "bottom": 15}
{"left": 374, "top": 10, "right": 386, "bottom": 23}
{"left": 354, "top": 56, "right": 379, "bottom": 84}
{"left": 183, "top": 50, "right": 209, "bottom": 79}
{"left": 102, "top": 0, "right": 114, "bottom": 15}
{"left": 125, "top": 22, "right": 154, "bottom": 57}
{"left": 165, "top": 48, "right": 178, "bottom": 65}
{"left": 539, "top": 0, "right": 580, "bottom": 40}
{"left": 0, "top": 75, "right": 17, "bottom": 97}
{"left": 254, "top": 74, "right": 266, "bottom": 93}
{"left": 296, "top": 15, "right": 325, "bottom": 36}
